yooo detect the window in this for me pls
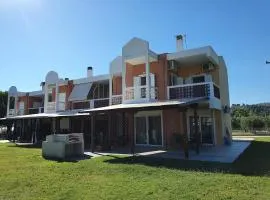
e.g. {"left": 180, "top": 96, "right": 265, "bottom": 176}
{"left": 192, "top": 76, "right": 205, "bottom": 83}
{"left": 140, "top": 76, "right": 146, "bottom": 86}
{"left": 48, "top": 91, "right": 53, "bottom": 102}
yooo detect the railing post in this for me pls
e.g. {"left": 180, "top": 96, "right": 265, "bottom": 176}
{"left": 90, "top": 100, "right": 94, "bottom": 109}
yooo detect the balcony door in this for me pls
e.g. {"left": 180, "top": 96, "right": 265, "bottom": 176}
{"left": 135, "top": 112, "right": 162, "bottom": 146}
{"left": 133, "top": 74, "right": 156, "bottom": 100}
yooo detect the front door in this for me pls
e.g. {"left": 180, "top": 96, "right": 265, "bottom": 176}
{"left": 135, "top": 115, "right": 162, "bottom": 146}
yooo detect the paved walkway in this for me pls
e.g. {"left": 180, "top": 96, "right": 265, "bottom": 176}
{"left": 85, "top": 140, "right": 251, "bottom": 163}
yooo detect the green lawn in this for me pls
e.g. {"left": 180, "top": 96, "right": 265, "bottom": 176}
{"left": 0, "top": 138, "right": 270, "bottom": 200}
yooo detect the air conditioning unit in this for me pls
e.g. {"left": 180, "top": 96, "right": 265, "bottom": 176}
{"left": 168, "top": 60, "right": 178, "bottom": 70}
{"left": 202, "top": 62, "right": 215, "bottom": 72}
{"left": 223, "top": 105, "right": 230, "bottom": 114}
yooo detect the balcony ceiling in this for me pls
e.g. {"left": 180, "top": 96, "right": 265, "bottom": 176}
{"left": 167, "top": 46, "right": 220, "bottom": 66}
{"left": 125, "top": 54, "right": 157, "bottom": 65}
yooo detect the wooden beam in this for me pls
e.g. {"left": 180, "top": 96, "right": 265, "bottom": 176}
{"left": 108, "top": 112, "right": 112, "bottom": 150}
{"left": 182, "top": 108, "right": 189, "bottom": 159}
{"left": 193, "top": 105, "right": 200, "bottom": 154}
{"left": 122, "top": 112, "right": 125, "bottom": 139}
{"left": 129, "top": 111, "right": 135, "bottom": 155}
{"left": 80, "top": 117, "right": 84, "bottom": 133}
{"left": 91, "top": 114, "right": 95, "bottom": 152}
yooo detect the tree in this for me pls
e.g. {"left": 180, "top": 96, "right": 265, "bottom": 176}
{"left": 240, "top": 117, "right": 252, "bottom": 132}
{"left": 0, "top": 91, "right": 8, "bottom": 118}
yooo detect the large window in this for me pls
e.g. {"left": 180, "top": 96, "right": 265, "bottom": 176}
{"left": 192, "top": 76, "right": 205, "bottom": 83}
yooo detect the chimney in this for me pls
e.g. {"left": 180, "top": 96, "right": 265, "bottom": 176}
{"left": 176, "top": 34, "right": 184, "bottom": 51}
{"left": 87, "top": 66, "right": 93, "bottom": 78}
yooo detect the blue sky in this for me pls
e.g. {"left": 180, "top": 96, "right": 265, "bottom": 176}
{"left": 0, "top": 0, "right": 270, "bottom": 104}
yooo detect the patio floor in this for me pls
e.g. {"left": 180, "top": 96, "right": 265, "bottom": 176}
{"left": 85, "top": 140, "right": 251, "bottom": 163}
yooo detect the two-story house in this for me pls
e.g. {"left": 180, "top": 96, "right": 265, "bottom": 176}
{"left": 3, "top": 35, "right": 231, "bottom": 152}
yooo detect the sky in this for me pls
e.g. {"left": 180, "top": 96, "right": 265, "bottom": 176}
{"left": 0, "top": 0, "right": 270, "bottom": 105}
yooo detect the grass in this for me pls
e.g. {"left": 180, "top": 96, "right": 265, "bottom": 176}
{"left": 232, "top": 130, "right": 255, "bottom": 136}
{"left": 0, "top": 138, "right": 270, "bottom": 200}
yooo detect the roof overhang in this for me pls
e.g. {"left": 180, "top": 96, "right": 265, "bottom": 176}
{"left": 2, "top": 111, "right": 89, "bottom": 120}
{"left": 167, "top": 46, "right": 220, "bottom": 66}
{"left": 80, "top": 97, "right": 209, "bottom": 114}
{"left": 29, "top": 90, "right": 44, "bottom": 97}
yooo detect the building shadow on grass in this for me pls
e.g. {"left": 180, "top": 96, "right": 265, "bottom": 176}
{"left": 104, "top": 140, "right": 270, "bottom": 177}
{"left": 7, "top": 142, "right": 42, "bottom": 149}
{"left": 43, "top": 154, "right": 93, "bottom": 163}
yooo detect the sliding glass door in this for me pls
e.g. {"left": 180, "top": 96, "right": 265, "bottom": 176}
{"left": 135, "top": 117, "right": 147, "bottom": 145}
{"left": 189, "top": 116, "right": 214, "bottom": 144}
{"left": 135, "top": 115, "right": 162, "bottom": 146}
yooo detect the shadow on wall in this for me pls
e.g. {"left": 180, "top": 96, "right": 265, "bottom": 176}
{"left": 104, "top": 140, "right": 270, "bottom": 177}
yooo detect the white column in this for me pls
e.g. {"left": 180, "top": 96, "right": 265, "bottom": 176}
{"left": 55, "top": 83, "right": 59, "bottom": 112}
{"left": 6, "top": 95, "right": 10, "bottom": 116}
{"left": 44, "top": 83, "right": 48, "bottom": 113}
{"left": 122, "top": 57, "right": 126, "bottom": 102}
{"left": 14, "top": 96, "right": 18, "bottom": 116}
{"left": 109, "top": 75, "right": 113, "bottom": 105}
{"left": 145, "top": 51, "right": 150, "bottom": 100}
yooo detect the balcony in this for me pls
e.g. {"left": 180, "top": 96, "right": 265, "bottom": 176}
{"left": 92, "top": 98, "right": 109, "bottom": 108}
{"left": 28, "top": 107, "right": 44, "bottom": 114}
{"left": 112, "top": 95, "right": 122, "bottom": 105}
{"left": 125, "top": 86, "right": 158, "bottom": 102}
{"left": 167, "top": 82, "right": 220, "bottom": 100}
{"left": 72, "top": 98, "right": 109, "bottom": 110}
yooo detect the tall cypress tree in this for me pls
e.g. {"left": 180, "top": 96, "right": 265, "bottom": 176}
{"left": 0, "top": 91, "right": 8, "bottom": 118}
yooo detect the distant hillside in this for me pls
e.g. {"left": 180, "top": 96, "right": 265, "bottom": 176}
{"left": 231, "top": 103, "right": 270, "bottom": 117}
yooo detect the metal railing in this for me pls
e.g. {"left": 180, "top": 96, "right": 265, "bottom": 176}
{"left": 17, "top": 109, "right": 25, "bottom": 115}
{"left": 167, "top": 82, "right": 220, "bottom": 100}
{"left": 72, "top": 98, "right": 110, "bottom": 110}
{"left": 112, "top": 95, "right": 122, "bottom": 105}
{"left": 8, "top": 109, "right": 15, "bottom": 116}
{"left": 47, "top": 102, "right": 56, "bottom": 113}
{"left": 91, "top": 98, "right": 109, "bottom": 108}
{"left": 125, "top": 86, "right": 158, "bottom": 101}
{"left": 28, "top": 107, "right": 44, "bottom": 114}
{"left": 58, "top": 102, "right": 66, "bottom": 111}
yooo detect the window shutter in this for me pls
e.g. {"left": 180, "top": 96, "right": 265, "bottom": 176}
{"left": 150, "top": 74, "right": 155, "bottom": 98}
{"left": 150, "top": 73, "right": 155, "bottom": 87}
